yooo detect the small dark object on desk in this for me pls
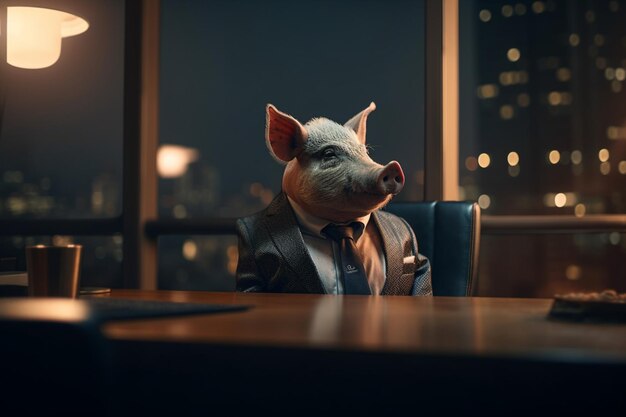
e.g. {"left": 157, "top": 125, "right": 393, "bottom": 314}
{"left": 549, "top": 289, "right": 626, "bottom": 322}
{"left": 83, "top": 297, "right": 249, "bottom": 322}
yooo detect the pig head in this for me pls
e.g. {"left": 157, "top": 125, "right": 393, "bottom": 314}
{"left": 266, "top": 102, "right": 405, "bottom": 223}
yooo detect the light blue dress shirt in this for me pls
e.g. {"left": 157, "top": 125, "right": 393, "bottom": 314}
{"left": 287, "top": 197, "right": 387, "bottom": 295}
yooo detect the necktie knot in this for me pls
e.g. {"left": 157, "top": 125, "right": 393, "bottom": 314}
{"left": 322, "top": 222, "right": 364, "bottom": 242}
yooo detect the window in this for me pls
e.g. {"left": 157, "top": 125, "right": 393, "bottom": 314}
{"left": 460, "top": 0, "right": 626, "bottom": 296}
{"left": 0, "top": 0, "right": 126, "bottom": 288}
{"left": 157, "top": 0, "right": 427, "bottom": 290}
{"left": 0, "top": 1, "right": 124, "bottom": 220}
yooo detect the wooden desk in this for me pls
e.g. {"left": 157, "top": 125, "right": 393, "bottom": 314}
{"left": 101, "top": 291, "right": 626, "bottom": 416}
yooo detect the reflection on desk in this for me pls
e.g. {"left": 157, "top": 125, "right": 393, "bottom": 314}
{"left": 102, "top": 290, "right": 626, "bottom": 416}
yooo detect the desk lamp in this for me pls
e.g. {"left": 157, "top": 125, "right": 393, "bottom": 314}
{"left": 0, "top": 4, "right": 89, "bottom": 131}
{"left": 2, "top": 5, "right": 89, "bottom": 69}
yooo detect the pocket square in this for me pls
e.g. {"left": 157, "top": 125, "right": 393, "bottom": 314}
{"left": 402, "top": 255, "right": 416, "bottom": 274}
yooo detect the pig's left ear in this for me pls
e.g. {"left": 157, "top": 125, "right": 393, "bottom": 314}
{"left": 344, "top": 102, "right": 376, "bottom": 144}
{"left": 266, "top": 104, "right": 308, "bottom": 162}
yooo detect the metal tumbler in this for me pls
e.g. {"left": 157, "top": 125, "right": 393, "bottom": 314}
{"left": 26, "top": 245, "right": 82, "bottom": 298}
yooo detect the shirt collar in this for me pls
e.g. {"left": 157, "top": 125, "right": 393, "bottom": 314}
{"left": 287, "top": 196, "right": 371, "bottom": 239}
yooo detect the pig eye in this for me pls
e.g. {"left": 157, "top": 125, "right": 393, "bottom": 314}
{"left": 321, "top": 148, "right": 338, "bottom": 162}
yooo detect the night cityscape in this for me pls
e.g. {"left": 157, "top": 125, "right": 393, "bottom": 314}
{"left": 460, "top": 0, "right": 626, "bottom": 296}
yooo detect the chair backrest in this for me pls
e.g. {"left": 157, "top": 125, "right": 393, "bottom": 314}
{"left": 385, "top": 201, "right": 481, "bottom": 296}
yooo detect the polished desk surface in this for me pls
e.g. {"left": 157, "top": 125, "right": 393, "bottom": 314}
{"left": 100, "top": 290, "right": 626, "bottom": 363}
{"left": 88, "top": 291, "right": 626, "bottom": 416}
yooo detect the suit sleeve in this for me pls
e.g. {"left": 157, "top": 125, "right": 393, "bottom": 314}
{"left": 411, "top": 253, "right": 433, "bottom": 296}
{"left": 235, "top": 218, "right": 266, "bottom": 292}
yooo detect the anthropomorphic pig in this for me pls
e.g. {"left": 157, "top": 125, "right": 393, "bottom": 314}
{"left": 236, "top": 103, "right": 432, "bottom": 295}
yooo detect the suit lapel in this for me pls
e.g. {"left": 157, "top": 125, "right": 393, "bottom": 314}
{"left": 373, "top": 211, "right": 404, "bottom": 295}
{"left": 263, "top": 193, "right": 326, "bottom": 293}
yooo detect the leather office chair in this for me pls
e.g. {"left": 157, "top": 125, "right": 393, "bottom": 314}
{"left": 385, "top": 201, "right": 481, "bottom": 296}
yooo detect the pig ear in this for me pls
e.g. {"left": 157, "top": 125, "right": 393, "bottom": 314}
{"left": 344, "top": 102, "right": 376, "bottom": 144}
{"left": 266, "top": 104, "right": 308, "bottom": 162}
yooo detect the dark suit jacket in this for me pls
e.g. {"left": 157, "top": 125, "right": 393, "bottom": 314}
{"left": 236, "top": 193, "right": 432, "bottom": 296}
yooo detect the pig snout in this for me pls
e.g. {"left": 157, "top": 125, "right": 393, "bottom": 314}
{"left": 376, "top": 161, "right": 405, "bottom": 195}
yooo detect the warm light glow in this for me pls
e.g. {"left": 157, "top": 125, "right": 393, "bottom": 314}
{"left": 570, "top": 150, "right": 582, "bottom": 164}
{"left": 515, "top": 3, "right": 527, "bottom": 15}
{"left": 532, "top": 1, "right": 545, "bottom": 14}
{"left": 569, "top": 33, "right": 580, "bottom": 47}
{"left": 565, "top": 265, "right": 581, "bottom": 280}
{"left": 500, "top": 105, "right": 514, "bottom": 119}
{"left": 260, "top": 189, "right": 275, "bottom": 205}
{"left": 507, "top": 151, "right": 520, "bottom": 166}
{"left": 507, "top": 48, "right": 521, "bottom": 62}
{"left": 574, "top": 203, "right": 586, "bottom": 217}
{"left": 465, "top": 156, "right": 478, "bottom": 171}
{"left": 52, "top": 235, "right": 73, "bottom": 246}
{"left": 249, "top": 182, "right": 263, "bottom": 197}
{"left": 548, "top": 150, "right": 560, "bottom": 164}
{"left": 226, "top": 245, "right": 239, "bottom": 275}
{"left": 157, "top": 145, "right": 199, "bottom": 178}
{"left": 173, "top": 204, "right": 187, "bottom": 219}
{"left": 517, "top": 93, "right": 530, "bottom": 107}
{"left": 499, "top": 71, "right": 528, "bottom": 86}
{"left": 565, "top": 192, "right": 578, "bottom": 205}
{"left": 476, "top": 84, "right": 499, "bottom": 99}
{"left": 6, "top": 7, "right": 89, "bottom": 69}
{"left": 478, "top": 153, "right": 491, "bottom": 168}
{"left": 600, "top": 161, "right": 611, "bottom": 175}
{"left": 598, "top": 148, "right": 610, "bottom": 162}
{"left": 548, "top": 92, "right": 561, "bottom": 106}
{"left": 556, "top": 67, "right": 571, "bottom": 81}
{"left": 501, "top": 5, "right": 514, "bottom": 17}
{"left": 182, "top": 240, "right": 198, "bottom": 261}
{"left": 478, "top": 194, "right": 491, "bottom": 209}
{"left": 554, "top": 193, "right": 567, "bottom": 208}
{"left": 547, "top": 91, "right": 572, "bottom": 106}
{"left": 619, "top": 161, "right": 626, "bottom": 174}
{"left": 479, "top": 9, "right": 492, "bottom": 22}
{"left": 607, "top": 126, "right": 626, "bottom": 140}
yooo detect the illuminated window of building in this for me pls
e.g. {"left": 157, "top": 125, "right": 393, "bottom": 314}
{"left": 459, "top": 0, "right": 626, "bottom": 297}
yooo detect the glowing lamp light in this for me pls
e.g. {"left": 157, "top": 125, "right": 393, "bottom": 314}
{"left": 157, "top": 145, "right": 200, "bottom": 178}
{"left": 5, "top": 7, "right": 89, "bottom": 69}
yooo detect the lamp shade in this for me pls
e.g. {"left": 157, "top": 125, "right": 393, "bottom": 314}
{"left": 7, "top": 7, "right": 89, "bottom": 69}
